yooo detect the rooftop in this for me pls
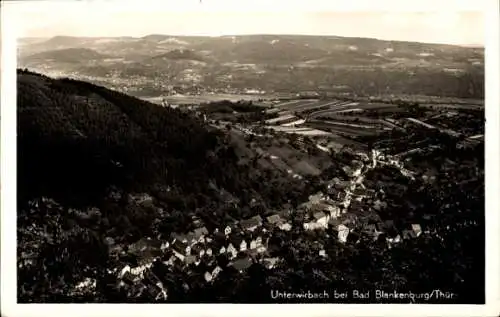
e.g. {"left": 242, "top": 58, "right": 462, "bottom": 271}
{"left": 240, "top": 215, "right": 263, "bottom": 229}
{"left": 266, "top": 214, "right": 284, "bottom": 224}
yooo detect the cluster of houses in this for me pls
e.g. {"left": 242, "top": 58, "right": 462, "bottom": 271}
{"left": 111, "top": 146, "right": 427, "bottom": 300}
{"left": 112, "top": 211, "right": 294, "bottom": 299}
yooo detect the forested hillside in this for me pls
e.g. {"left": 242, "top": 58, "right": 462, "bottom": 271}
{"left": 17, "top": 69, "right": 318, "bottom": 301}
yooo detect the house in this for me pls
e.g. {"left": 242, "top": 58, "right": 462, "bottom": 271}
{"left": 325, "top": 204, "right": 341, "bottom": 218}
{"left": 204, "top": 271, "right": 214, "bottom": 282}
{"left": 171, "top": 233, "right": 188, "bottom": 244}
{"left": 193, "top": 227, "right": 209, "bottom": 243}
{"left": 411, "top": 224, "right": 422, "bottom": 237}
{"left": 266, "top": 214, "right": 284, "bottom": 227}
{"left": 219, "top": 246, "right": 226, "bottom": 254}
{"left": 163, "top": 255, "right": 176, "bottom": 266}
{"left": 205, "top": 246, "right": 213, "bottom": 256}
{"left": 122, "top": 271, "right": 137, "bottom": 285}
{"left": 256, "top": 244, "right": 267, "bottom": 253}
{"left": 128, "top": 193, "right": 154, "bottom": 206}
{"left": 255, "top": 236, "right": 263, "bottom": 247}
{"left": 212, "top": 266, "right": 222, "bottom": 279}
{"left": 303, "top": 220, "right": 317, "bottom": 230}
{"left": 190, "top": 244, "right": 205, "bottom": 258}
{"left": 160, "top": 241, "right": 169, "bottom": 251}
{"left": 204, "top": 265, "right": 223, "bottom": 283}
{"left": 363, "top": 224, "right": 378, "bottom": 238}
{"left": 240, "top": 240, "right": 248, "bottom": 252}
{"left": 231, "top": 257, "right": 253, "bottom": 273}
{"left": 185, "top": 255, "right": 197, "bottom": 266}
{"left": 130, "top": 262, "right": 152, "bottom": 276}
{"left": 240, "top": 215, "right": 263, "bottom": 232}
{"left": 263, "top": 257, "right": 280, "bottom": 269}
{"left": 279, "top": 223, "right": 292, "bottom": 231}
{"left": 155, "top": 287, "right": 168, "bottom": 301}
{"left": 119, "top": 265, "right": 131, "bottom": 279}
{"left": 223, "top": 225, "right": 235, "bottom": 236}
{"left": 191, "top": 215, "right": 203, "bottom": 228}
{"left": 313, "top": 211, "right": 330, "bottom": 229}
{"left": 319, "top": 249, "right": 326, "bottom": 257}
{"left": 308, "top": 192, "right": 324, "bottom": 204}
{"left": 249, "top": 239, "right": 258, "bottom": 250}
{"left": 402, "top": 229, "right": 414, "bottom": 240}
{"left": 129, "top": 237, "right": 162, "bottom": 255}
{"left": 387, "top": 234, "right": 402, "bottom": 244}
{"left": 171, "top": 240, "right": 191, "bottom": 261}
{"left": 328, "top": 217, "right": 341, "bottom": 229}
{"left": 227, "top": 243, "right": 238, "bottom": 259}
{"left": 338, "top": 224, "right": 350, "bottom": 243}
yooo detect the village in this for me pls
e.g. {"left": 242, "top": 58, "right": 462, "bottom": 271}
{"left": 70, "top": 146, "right": 427, "bottom": 300}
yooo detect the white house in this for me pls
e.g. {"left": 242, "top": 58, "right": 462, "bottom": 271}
{"left": 255, "top": 236, "right": 263, "bottom": 246}
{"left": 227, "top": 243, "right": 238, "bottom": 259}
{"left": 224, "top": 226, "right": 232, "bottom": 236}
{"left": 277, "top": 221, "right": 290, "bottom": 231}
{"left": 338, "top": 224, "right": 350, "bottom": 243}
{"left": 327, "top": 205, "right": 341, "bottom": 218}
{"left": 206, "top": 248, "right": 213, "bottom": 256}
{"left": 219, "top": 246, "right": 226, "bottom": 254}
{"left": 240, "top": 240, "right": 248, "bottom": 252}
{"left": 249, "top": 240, "right": 257, "bottom": 250}
{"left": 411, "top": 224, "right": 422, "bottom": 237}
{"left": 204, "top": 271, "right": 213, "bottom": 282}
{"left": 257, "top": 245, "right": 267, "bottom": 253}
{"left": 212, "top": 266, "right": 222, "bottom": 279}
{"left": 172, "top": 240, "right": 191, "bottom": 261}
{"left": 130, "top": 263, "right": 152, "bottom": 276}
{"left": 313, "top": 212, "right": 330, "bottom": 229}
{"left": 119, "top": 265, "right": 131, "bottom": 279}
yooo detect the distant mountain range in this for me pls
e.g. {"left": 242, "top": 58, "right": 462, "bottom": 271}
{"left": 17, "top": 34, "right": 484, "bottom": 99}
{"left": 22, "top": 48, "right": 110, "bottom": 64}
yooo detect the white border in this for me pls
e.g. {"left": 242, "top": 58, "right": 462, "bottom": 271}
{"left": 2, "top": 0, "right": 499, "bottom": 316}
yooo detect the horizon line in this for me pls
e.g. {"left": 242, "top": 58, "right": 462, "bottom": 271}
{"left": 20, "top": 33, "right": 485, "bottom": 48}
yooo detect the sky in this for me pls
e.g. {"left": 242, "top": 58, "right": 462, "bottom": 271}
{"left": 6, "top": 0, "right": 486, "bottom": 46}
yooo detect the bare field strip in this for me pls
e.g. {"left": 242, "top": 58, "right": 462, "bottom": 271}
{"left": 265, "top": 114, "right": 296, "bottom": 124}
{"left": 313, "top": 115, "right": 382, "bottom": 125}
{"left": 276, "top": 99, "right": 317, "bottom": 109}
{"left": 316, "top": 121, "right": 378, "bottom": 129}
{"left": 306, "top": 122, "right": 380, "bottom": 136}
{"left": 419, "top": 103, "right": 485, "bottom": 111}
{"left": 355, "top": 102, "right": 398, "bottom": 110}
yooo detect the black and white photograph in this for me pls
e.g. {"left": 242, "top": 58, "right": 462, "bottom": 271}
{"left": 1, "top": 0, "right": 499, "bottom": 315}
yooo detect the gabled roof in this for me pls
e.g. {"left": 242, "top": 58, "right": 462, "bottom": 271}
{"left": 402, "top": 230, "right": 411, "bottom": 239}
{"left": 364, "top": 223, "right": 377, "bottom": 233}
{"left": 122, "top": 272, "right": 135, "bottom": 284}
{"left": 240, "top": 215, "right": 263, "bottom": 229}
{"left": 411, "top": 223, "right": 422, "bottom": 233}
{"left": 328, "top": 217, "right": 340, "bottom": 227}
{"left": 171, "top": 240, "right": 188, "bottom": 254}
{"left": 313, "top": 211, "right": 326, "bottom": 220}
{"left": 185, "top": 255, "right": 196, "bottom": 265}
{"left": 129, "top": 238, "right": 161, "bottom": 253}
{"left": 266, "top": 214, "right": 283, "bottom": 224}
